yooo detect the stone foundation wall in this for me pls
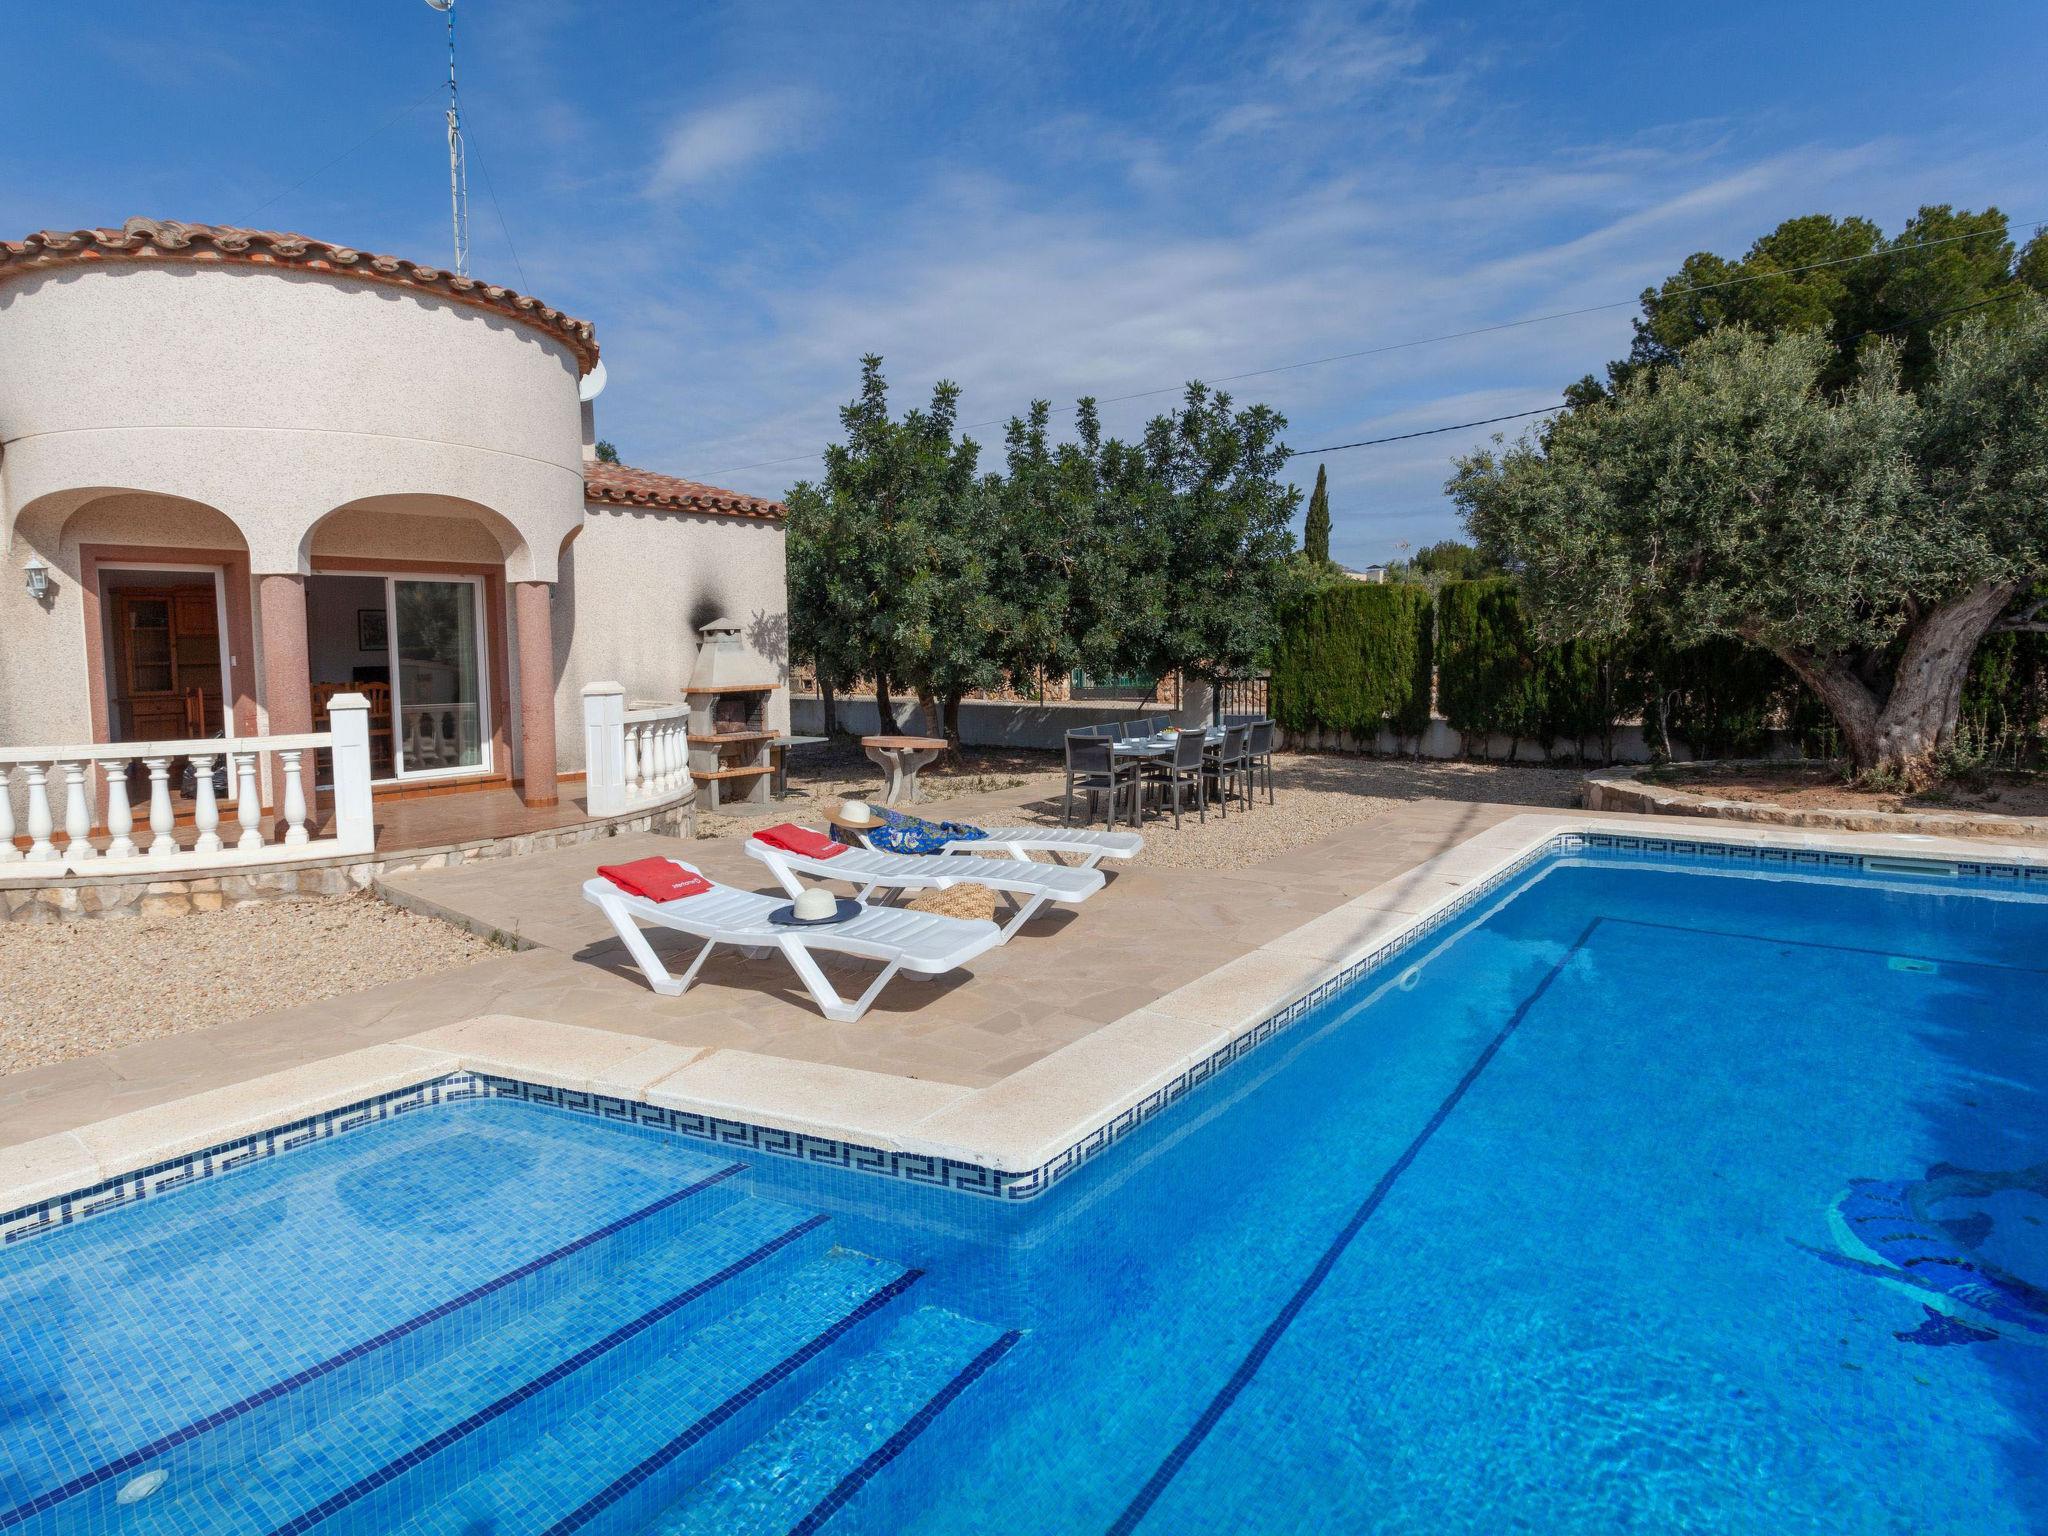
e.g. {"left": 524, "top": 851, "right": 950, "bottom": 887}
{"left": 2, "top": 800, "right": 692, "bottom": 923}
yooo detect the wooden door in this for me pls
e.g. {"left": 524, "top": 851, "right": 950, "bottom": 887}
{"left": 110, "top": 584, "right": 223, "bottom": 740}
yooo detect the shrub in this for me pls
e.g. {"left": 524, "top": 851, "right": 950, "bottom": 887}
{"left": 1436, "top": 579, "right": 1537, "bottom": 751}
{"left": 1271, "top": 583, "right": 1434, "bottom": 740}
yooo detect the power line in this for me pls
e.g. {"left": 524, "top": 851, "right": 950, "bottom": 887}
{"left": 242, "top": 83, "right": 445, "bottom": 226}
{"left": 1285, "top": 404, "right": 1562, "bottom": 458}
{"left": 684, "top": 214, "right": 2041, "bottom": 481}
{"left": 462, "top": 116, "right": 531, "bottom": 291}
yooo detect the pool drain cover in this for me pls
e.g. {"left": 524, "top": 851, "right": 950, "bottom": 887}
{"left": 116, "top": 1470, "right": 167, "bottom": 1504}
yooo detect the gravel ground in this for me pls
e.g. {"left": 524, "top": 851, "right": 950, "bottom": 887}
{"left": 700, "top": 742, "right": 1584, "bottom": 870}
{"left": 1, "top": 746, "right": 1579, "bottom": 1078}
{"left": 0, "top": 894, "right": 499, "bottom": 1076}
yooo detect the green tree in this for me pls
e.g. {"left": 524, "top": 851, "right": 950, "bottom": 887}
{"left": 785, "top": 357, "right": 979, "bottom": 733}
{"left": 1452, "top": 310, "right": 2048, "bottom": 782}
{"left": 1125, "top": 383, "right": 1301, "bottom": 693}
{"left": 1302, "top": 464, "right": 1332, "bottom": 564}
{"left": 1615, "top": 206, "right": 2047, "bottom": 396}
{"left": 592, "top": 440, "right": 621, "bottom": 464}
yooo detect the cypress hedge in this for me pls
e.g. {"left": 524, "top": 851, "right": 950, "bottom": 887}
{"left": 1281, "top": 577, "right": 2048, "bottom": 764}
{"left": 1271, "top": 582, "right": 1433, "bottom": 739}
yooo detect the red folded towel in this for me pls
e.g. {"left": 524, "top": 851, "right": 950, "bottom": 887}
{"left": 598, "top": 858, "right": 712, "bottom": 902}
{"left": 752, "top": 823, "right": 849, "bottom": 859}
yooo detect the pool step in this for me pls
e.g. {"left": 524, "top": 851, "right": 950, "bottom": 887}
{"left": 74, "top": 1193, "right": 822, "bottom": 1536}
{"left": 368, "top": 1248, "right": 922, "bottom": 1536}
{"left": 647, "top": 1305, "right": 1022, "bottom": 1536}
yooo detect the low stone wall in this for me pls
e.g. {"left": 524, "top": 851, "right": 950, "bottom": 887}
{"left": 1584, "top": 763, "right": 2048, "bottom": 841}
{"left": 2, "top": 800, "right": 693, "bottom": 924}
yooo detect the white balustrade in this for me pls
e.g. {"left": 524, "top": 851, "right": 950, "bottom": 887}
{"left": 24, "top": 764, "right": 55, "bottom": 862}
{"left": 235, "top": 753, "right": 263, "bottom": 852}
{"left": 580, "top": 683, "right": 696, "bottom": 818}
{"left": 280, "top": 749, "right": 309, "bottom": 846}
{"left": 144, "top": 758, "right": 176, "bottom": 856}
{"left": 62, "top": 762, "right": 94, "bottom": 861}
{"left": 104, "top": 760, "right": 136, "bottom": 860}
{"left": 0, "top": 694, "right": 377, "bottom": 880}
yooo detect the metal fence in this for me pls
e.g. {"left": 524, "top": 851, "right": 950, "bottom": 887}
{"left": 1213, "top": 674, "right": 1271, "bottom": 723}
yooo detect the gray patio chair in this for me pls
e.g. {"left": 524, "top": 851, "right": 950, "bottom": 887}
{"left": 1064, "top": 733, "right": 1140, "bottom": 827}
{"left": 1202, "top": 723, "right": 1252, "bottom": 817}
{"left": 1138, "top": 727, "right": 1208, "bottom": 827}
{"left": 1247, "top": 718, "right": 1277, "bottom": 804}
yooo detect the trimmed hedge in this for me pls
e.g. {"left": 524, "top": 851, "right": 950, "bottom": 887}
{"left": 1271, "top": 582, "right": 1433, "bottom": 739}
{"left": 1281, "top": 577, "right": 2048, "bottom": 764}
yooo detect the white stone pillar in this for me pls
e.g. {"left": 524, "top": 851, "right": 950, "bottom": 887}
{"left": 235, "top": 754, "right": 264, "bottom": 851}
{"left": 62, "top": 760, "right": 95, "bottom": 861}
{"left": 24, "top": 764, "right": 55, "bottom": 862}
{"left": 144, "top": 758, "right": 176, "bottom": 856}
{"left": 280, "top": 749, "right": 309, "bottom": 846}
{"left": 190, "top": 755, "right": 222, "bottom": 855}
{"left": 327, "top": 693, "right": 376, "bottom": 854}
{"left": 104, "top": 760, "right": 136, "bottom": 859}
{"left": 0, "top": 766, "right": 16, "bottom": 863}
{"left": 581, "top": 682, "right": 627, "bottom": 816}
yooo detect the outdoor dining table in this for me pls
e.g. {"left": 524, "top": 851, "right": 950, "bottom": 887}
{"left": 861, "top": 733, "right": 949, "bottom": 805}
{"left": 1109, "top": 726, "right": 1225, "bottom": 759}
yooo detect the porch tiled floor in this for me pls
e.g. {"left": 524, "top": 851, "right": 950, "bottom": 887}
{"left": 0, "top": 793, "right": 1528, "bottom": 1148}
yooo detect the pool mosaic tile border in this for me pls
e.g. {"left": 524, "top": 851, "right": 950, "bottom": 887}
{"left": 10, "top": 828, "right": 2047, "bottom": 1234}
{"left": 0, "top": 1073, "right": 488, "bottom": 1247}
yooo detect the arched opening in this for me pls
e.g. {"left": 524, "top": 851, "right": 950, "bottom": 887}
{"left": 21, "top": 490, "right": 261, "bottom": 753}
{"left": 298, "top": 496, "right": 526, "bottom": 786}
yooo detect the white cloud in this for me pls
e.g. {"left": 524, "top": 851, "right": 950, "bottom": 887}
{"left": 645, "top": 90, "right": 816, "bottom": 197}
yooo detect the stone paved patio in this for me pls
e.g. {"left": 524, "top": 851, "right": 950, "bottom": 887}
{"left": 0, "top": 789, "right": 1528, "bottom": 1149}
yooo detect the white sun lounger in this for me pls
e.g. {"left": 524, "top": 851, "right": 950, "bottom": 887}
{"left": 583, "top": 861, "right": 1001, "bottom": 1022}
{"left": 745, "top": 833, "right": 1106, "bottom": 941}
{"left": 851, "top": 825, "right": 1142, "bottom": 870}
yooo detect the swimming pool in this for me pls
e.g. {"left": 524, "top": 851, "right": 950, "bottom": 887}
{"left": 4, "top": 839, "right": 2045, "bottom": 1533}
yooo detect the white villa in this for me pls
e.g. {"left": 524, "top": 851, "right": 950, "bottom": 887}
{"left": 0, "top": 218, "right": 788, "bottom": 916}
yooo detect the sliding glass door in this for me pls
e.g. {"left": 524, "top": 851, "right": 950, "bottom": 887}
{"left": 390, "top": 577, "right": 489, "bottom": 780}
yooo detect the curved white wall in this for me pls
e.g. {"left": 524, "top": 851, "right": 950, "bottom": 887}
{"left": 0, "top": 262, "right": 586, "bottom": 579}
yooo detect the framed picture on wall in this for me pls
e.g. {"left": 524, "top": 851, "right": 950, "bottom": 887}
{"left": 357, "top": 607, "right": 389, "bottom": 651}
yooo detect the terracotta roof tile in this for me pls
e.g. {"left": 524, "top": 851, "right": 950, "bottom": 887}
{"left": 0, "top": 217, "right": 599, "bottom": 373}
{"left": 584, "top": 460, "right": 785, "bottom": 521}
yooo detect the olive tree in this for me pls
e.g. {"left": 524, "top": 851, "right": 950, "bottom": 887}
{"left": 1450, "top": 308, "right": 2048, "bottom": 782}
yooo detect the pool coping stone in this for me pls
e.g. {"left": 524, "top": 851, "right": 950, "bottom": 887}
{"left": 7, "top": 809, "right": 2048, "bottom": 1223}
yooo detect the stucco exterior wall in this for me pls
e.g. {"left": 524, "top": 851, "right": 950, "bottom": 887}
{"left": 553, "top": 503, "right": 790, "bottom": 772}
{"left": 0, "top": 493, "right": 252, "bottom": 754}
{"left": 0, "top": 263, "right": 585, "bottom": 579}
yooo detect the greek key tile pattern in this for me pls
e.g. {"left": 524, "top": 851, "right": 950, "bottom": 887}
{"left": 12, "top": 832, "right": 2045, "bottom": 1228}
{"left": 0, "top": 1074, "right": 489, "bottom": 1248}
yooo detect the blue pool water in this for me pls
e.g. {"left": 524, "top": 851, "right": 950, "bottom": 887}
{"left": 5, "top": 843, "right": 2047, "bottom": 1533}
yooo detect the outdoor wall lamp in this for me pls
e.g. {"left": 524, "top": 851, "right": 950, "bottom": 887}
{"left": 22, "top": 554, "right": 49, "bottom": 600}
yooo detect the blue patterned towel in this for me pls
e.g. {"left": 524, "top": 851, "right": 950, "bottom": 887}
{"left": 869, "top": 808, "right": 990, "bottom": 856}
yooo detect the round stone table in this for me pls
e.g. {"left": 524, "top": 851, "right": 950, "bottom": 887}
{"left": 860, "top": 734, "right": 948, "bottom": 806}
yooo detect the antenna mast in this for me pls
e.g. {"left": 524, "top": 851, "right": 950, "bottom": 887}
{"left": 427, "top": 0, "right": 469, "bottom": 275}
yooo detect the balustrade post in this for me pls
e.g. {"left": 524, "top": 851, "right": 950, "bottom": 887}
{"left": 625, "top": 724, "right": 644, "bottom": 801}
{"left": 24, "top": 764, "right": 56, "bottom": 862}
{"left": 62, "top": 761, "right": 95, "bottom": 861}
{"left": 190, "top": 756, "right": 222, "bottom": 854}
{"left": 144, "top": 758, "right": 177, "bottom": 856}
{"left": 235, "top": 754, "right": 264, "bottom": 851}
{"left": 104, "top": 760, "right": 137, "bottom": 859}
{"left": 0, "top": 766, "right": 16, "bottom": 863}
{"left": 327, "top": 693, "right": 376, "bottom": 854}
{"left": 580, "top": 682, "right": 627, "bottom": 818}
{"left": 280, "top": 750, "right": 310, "bottom": 846}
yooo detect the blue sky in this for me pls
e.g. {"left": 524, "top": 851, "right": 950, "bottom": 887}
{"left": 6, "top": 2, "right": 2043, "bottom": 566}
